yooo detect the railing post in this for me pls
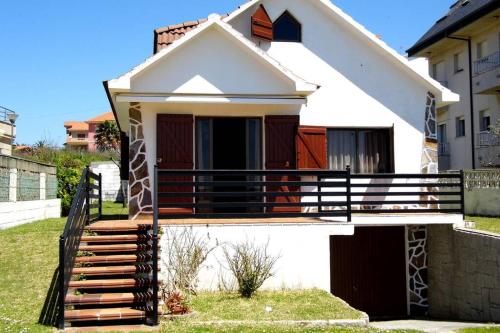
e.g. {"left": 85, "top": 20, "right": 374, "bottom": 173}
{"left": 460, "top": 169, "right": 466, "bottom": 219}
{"left": 152, "top": 165, "right": 159, "bottom": 325}
{"left": 85, "top": 167, "right": 90, "bottom": 225}
{"left": 346, "top": 166, "right": 352, "bottom": 222}
{"left": 98, "top": 173, "right": 103, "bottom": 220}
{"left": 58, "top": 235, "right": 65, "bottom": 329}
{"left": 317, "top": 175, "right": 322, "bottom": 214}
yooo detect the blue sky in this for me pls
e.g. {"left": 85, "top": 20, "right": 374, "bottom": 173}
{"left": 0, "top": 0, "right": 451, "bottom": 145}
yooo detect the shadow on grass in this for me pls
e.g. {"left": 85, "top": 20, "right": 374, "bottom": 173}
{"left": 38, "top": 268, "right": 61, "bottom": 327}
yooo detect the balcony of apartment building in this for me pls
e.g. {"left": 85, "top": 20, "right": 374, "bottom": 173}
{"left": 0, "top": 106, "right": 17, "bottom": 156}
{"left": 477, "top": 131, "right": 500, "bottom": 167}
{"left": 473, "top": 50, "right": 500, "bottom": 95}
{"left": 66, "top": 132, "right": 89, "bottom": 149}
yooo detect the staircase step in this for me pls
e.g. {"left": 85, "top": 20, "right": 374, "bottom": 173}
{"left": 64, "top": 307, "right": 148, "bottom": 322}
{"left": 69, "top": 278, "right": 154, "bottom": 289}
{"left": 65, "top": 292, "right": 157, "bottom": 305}
{"left": 78, "top": 244, "right": 152, "bottom": 253}
{"left": 81, "top": 235, "right": 145, "bottom": 243}
{"left": 85, "top": 222, "right": 152, "bottom": 233}
{"left": 73, "top": 265, "right": 158, "bottom": 276}
{"left": 75, "top": 254, "right": 155, "bottom": 264}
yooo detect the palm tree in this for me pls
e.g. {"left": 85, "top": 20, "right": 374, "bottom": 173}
{"left": 94, "top": 120, "right": 120, "bottom": 152}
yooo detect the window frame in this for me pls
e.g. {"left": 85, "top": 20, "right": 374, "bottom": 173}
{"left": 326, "top": 128, "right": 394, "bottom": 174}
{"left": 453, "top": 52, "right": 464, "bottom": 73}
{"left": 272, "top": 10, "right": 302, "bottom": 43}
{"left": 479, "top": 110, "right": 491, "bottom": 133}
{"left": 456, "top": 116, "right": 466, "bottom": 138}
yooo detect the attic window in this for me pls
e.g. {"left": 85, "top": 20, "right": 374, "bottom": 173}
{"left": 273, "top": 11, "right": 302, "bottom": 42}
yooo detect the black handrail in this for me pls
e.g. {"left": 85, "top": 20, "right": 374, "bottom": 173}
{"left": 152, "top": 166, "right": 159, "bottom": 325}
{"left": 58, "top": 167, "right": 102, "bottom": 329}
{"left": 155, "top": 168, "right": 465, "bottom": 221}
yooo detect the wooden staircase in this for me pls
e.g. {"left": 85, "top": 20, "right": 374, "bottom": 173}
{"left": 61, "top": 221, "right": 162, "bottom": 329}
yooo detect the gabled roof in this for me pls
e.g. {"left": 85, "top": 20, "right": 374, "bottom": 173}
{"left": 86, "top": 111, "right": 115, "bottom": 124}
{"left": 109, "top": 15, "right": 318, "bottom": 95}
{"left": 408, "top": 0, "right": 500, "bottom": 56}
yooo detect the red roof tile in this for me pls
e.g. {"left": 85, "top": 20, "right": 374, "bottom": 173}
{"left": 154, "top": 15, "right": 229, "bottom": 53}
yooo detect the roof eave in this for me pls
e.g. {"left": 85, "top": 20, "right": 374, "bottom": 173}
{"left": 407, "top": 1, "right": 500, "bottom": 56}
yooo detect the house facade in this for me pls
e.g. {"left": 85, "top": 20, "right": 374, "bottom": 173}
{"left": 104, "top": 0, "right": 462, "bottom": 318}
{"left": 408, "top": 0, "right": 500, "bottom": 170}
{"left": 64, "top": 111, "right": 116, "bottom": 151}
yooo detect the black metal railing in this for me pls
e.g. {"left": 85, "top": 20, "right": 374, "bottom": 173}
{"left": 474, "top": 50, "right": 500, "bottom": 76}
{"left": 153, "top": 168, "right": 464, "bottom": 222}
{"left": 58, "top": 167, "right": 102, "bottom": 329}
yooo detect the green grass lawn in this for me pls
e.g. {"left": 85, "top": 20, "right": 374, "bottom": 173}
{"left": 186, "top": 290, "right": 364, "bottom": 321}
{"left": 459, "top": 328, "right": 500, "bottom": 333}
{"left": 466, "top": 216, "right": 500, "bottom": 234}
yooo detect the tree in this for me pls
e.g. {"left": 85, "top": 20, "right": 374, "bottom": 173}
{"left": 94, "top": 121, "right": 120, "bottom": 152}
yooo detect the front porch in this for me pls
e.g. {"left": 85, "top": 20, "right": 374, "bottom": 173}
{"left": 152, "top": 168, "right": 465, "bottom": 225}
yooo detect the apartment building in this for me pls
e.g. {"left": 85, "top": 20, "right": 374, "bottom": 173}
{"left": 64, "top": 111, "right": 115, "bottom": 151}
{"left": 0, "top": 106, "right": 17, "bottom": 156}
{"left": 408, "top": 0, "right": 500, "bottom": 170}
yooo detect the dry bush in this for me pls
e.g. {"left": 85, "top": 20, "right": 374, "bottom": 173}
{"left": 162, "top": 227, "right": 216, "bottom": 296}
{"left": 222, "top": 239, "right": 280, "bottom": 298}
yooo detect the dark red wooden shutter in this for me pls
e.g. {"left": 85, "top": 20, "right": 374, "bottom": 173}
{"left": 297, "top": 126, "right": 327, "bottom": 169}
{"left": 157, "top": 114, "right": 194, "bottom": 214}
{"left": 265, "top": 116, "right": 300, "bottom": 212}
{"left": 251, "top": 5, "right": 273, "bottom": 41}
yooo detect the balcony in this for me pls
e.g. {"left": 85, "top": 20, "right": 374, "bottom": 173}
{"left": 153, "top": 169, "right": 464, "bottom": 224}
{"left": 478, "top": 132, "right": 500, "bottom": 147}
{"left": 66, "top": 137, "right": 88, "bottom": 145}
{"left": 473, "top": 51, "right": 500, "bottom": 95}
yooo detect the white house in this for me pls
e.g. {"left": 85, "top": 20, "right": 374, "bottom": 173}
{"left": 101, "top": 0, "right": 463, "bottom": 321}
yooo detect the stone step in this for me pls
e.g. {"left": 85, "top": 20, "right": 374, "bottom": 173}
{"left": 75, "top": 254, "right": 156, "bottom": 264}
{"left": 64, "top": 307, "right": 149, "bottom": 322}
{"left": 65, "top": 292, "right": 157, "bottom": 305}
{"left": 68, "top": 278, "right": 154, "bottom": 290}
{"left": 78, "top": 244, "right": 154, "bottom": 253}
{"left": 72, "top": 265, "right": 158, "bottom": 276}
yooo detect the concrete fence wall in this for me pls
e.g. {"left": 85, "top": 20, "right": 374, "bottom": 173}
{"left": 90, "top": 161, "right": 123, "bottom": 202}
{"left": 427, "top": 225, "right": 500, "bottom": 322}
{"left": 0, "top": 154, "right": 60, "bottom": 229}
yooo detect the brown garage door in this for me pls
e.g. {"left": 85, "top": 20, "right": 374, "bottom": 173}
{"left": 330, "top": 226, "right": 407, "bottom": 319}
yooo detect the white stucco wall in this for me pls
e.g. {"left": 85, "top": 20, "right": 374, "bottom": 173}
{"left": 160, "top": 223, "right": 354, "bottom": 291}
{"left": 90, "top": 161, "right": 123, "bottom": 202}
{"left": 0, "top": 199, "right": 61, "bottom": 230}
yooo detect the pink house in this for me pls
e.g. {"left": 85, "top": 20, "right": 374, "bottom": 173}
{"left": 64, "top": 112, "right": 115, "bottom": 151}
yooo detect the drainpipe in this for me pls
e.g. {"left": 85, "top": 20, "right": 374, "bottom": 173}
{"left": 447, "top": 35, "right": 476, "bottom": 169}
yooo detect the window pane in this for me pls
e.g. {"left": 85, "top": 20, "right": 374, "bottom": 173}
{"left": 358, "top": 130, "right": 391, "bottom": 173}
{"left": 328, "top": 130, "right": 356, "bottom": 172}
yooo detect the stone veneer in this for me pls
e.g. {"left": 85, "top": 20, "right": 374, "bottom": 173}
{"left": 128, "top": 103, "right": 153, "bottom": 220}
{"left": 408, "top": 226, "right": 428, "bottom": 315}
{"left": 407, "top": 92, "right": 438, "bottom": 316}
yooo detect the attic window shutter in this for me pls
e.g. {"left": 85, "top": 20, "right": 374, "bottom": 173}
{"left": 251, "top": 5, "right": 273, "bottom": 41}
{"left": 297, "top": 126, "right": 327, "bottom": 169}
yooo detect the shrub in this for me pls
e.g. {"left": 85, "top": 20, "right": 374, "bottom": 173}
{"left": 162, "top": 227, "right": 216, "bottom": 295}
{"left": 164, "top": 290, "right": 190, "bottom": 315}
{"left": 15, "top": 144, "right": 115, "bottom": 215}
{"left": 223, "top": 239, "right": 280, "bottom": 298}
